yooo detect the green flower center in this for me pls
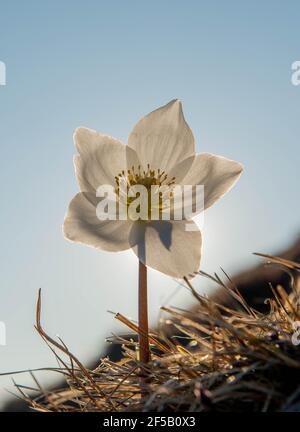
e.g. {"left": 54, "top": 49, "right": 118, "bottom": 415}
{"left": 114, "top": 164, "right": 176, "bottom": 220}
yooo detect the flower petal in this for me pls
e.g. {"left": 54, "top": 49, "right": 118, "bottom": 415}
{"left": 74, "top": 127, "right": 139, "bottom": 192}
{"left": 173, "top": 153, "right": 243, "bottom": 212}
{"left": 130, "top": 220, "right": 201, "bottom": 278}
{"left": 128, "top": 100, "right": 195, "bottom": 172}
{"left": 63, "top": 192, "right": 133, "bottom": 252}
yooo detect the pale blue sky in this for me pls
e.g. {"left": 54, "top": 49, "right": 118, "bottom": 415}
{"left": 0, "top": 0, "right": 299, "bottom": 407}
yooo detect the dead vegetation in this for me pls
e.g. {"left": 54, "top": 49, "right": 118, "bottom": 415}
{"left": 7, "top": 253, "right": 300, "bottom": 412}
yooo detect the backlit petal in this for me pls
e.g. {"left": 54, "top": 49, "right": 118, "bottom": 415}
{"left": 130, "top": 220, "right": 201, "bottom": 278}
{"left": 74, "top": 127, "right": 139, "bottom": 192}
{"left": 128, "top": 100, "right": 195, "bottom": 173}
{"left": 63, "top": 192, "right": 133, "bottom": 252}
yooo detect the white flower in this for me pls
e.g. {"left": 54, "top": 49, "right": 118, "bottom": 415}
{"left": 63, "top": 100, "right": 243, "bottom": 278}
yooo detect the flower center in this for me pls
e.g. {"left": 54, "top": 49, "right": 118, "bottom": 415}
{"left": 115, "top": 164, "right": 175, "bottom": 190}
{"left": 114, "top": 164, "right": 176, "bottom": 220}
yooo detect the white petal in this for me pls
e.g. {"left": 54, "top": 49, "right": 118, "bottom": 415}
{"left": 74, "top": 127, "right": 139, "bottom": 192}
{"left": 173, "top": 153, "right": 243, "bottom": 211}
{"left": 63, "top": 192, "right": 133, "bottom": 252}
{"left": 130, "top": 220, "right": 201, "bottom": 278}
{"left": 128, "top": 100, "right": 195, "bottom": 172}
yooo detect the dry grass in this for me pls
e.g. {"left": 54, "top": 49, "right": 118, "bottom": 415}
{"left": 9, "top": 254, "right": 300, "bottom": 412}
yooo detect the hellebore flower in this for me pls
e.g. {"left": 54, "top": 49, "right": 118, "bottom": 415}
{"left": 64, "top": 99, "right": 243, "bottom": 278}
{"left": 63, "top": 100, "right": 243, "bottom": 363}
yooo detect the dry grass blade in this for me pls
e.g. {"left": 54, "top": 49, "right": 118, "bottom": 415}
{"left": 253, "top": 253, "right": 300, "bottom": 271}
{"left": 114, "top": 313, "right": 172, "bottom": 353}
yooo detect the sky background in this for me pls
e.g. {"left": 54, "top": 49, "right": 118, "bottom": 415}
{"left": 0, "top": 0, "right": 299, "bottom": 408}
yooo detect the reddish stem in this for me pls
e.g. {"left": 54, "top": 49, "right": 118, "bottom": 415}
{"left": 138, "top": 260, "right": 150, "bottom": 363}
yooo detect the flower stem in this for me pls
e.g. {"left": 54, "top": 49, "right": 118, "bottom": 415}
{"left": 138, "top": 260, "right": 150, "bottom": 363}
